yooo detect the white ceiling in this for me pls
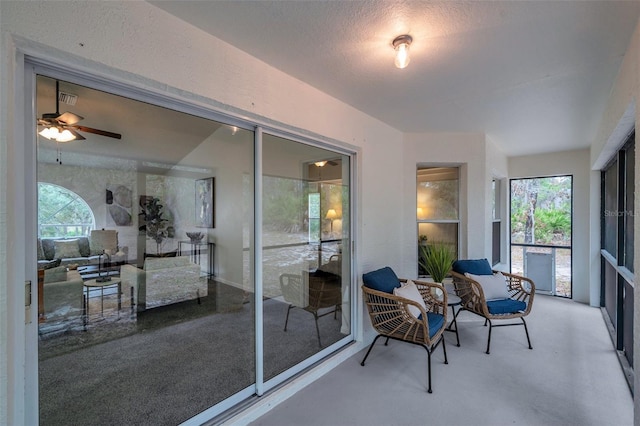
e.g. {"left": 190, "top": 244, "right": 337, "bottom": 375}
{"left": 150, "top": 0, "right": 640, "bottom": 157}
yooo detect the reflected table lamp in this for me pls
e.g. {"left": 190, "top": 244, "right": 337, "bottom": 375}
{"left": 326, "top": 209, "right": 338, "bottom": 233}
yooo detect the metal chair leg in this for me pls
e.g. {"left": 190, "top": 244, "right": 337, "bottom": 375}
{"left": 426, "top": 348, "right": 432, "bottom": 393}
{"left": 486, "top": 319, "right": 493, "bottom": 354}
{"left": 314, "top": 313, "right": 322, "bottom": 347}
{"left": 360, "top": 334, "right": 384, "bottom": 366}
{"left": 284, "top": 304, "right": 294, "bottom": 331}
{"left": 441, "top": 335, "right": 448, "bottom": 365}
{"left": 522, "top": 317, "right": 533, "bottom": 349}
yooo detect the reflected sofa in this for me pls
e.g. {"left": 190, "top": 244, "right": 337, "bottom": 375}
{"left": 121, "top": 256, "right": 207, "bottom": 312}
{"left": 37, "top": 230, "right": 128, "bottom": 268}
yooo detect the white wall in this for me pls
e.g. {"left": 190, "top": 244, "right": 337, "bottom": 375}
{"left": 508, "top": 149, "right": 591, "bottom": 304}
{"left": 0, "top": 2, "right": 404, "bottom": 424}
{"left": 402, "top": 133, "right": 503, "bottom": 278}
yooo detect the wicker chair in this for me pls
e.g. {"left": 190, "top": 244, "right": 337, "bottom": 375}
{"left": 361, "top": 266, "right": 448, "bottom": 393}
{"left": 450, "top": 258, "right": 535, "bottom": 354}
{"left": 280, "top": 271, "right": 342, "bottom": 347}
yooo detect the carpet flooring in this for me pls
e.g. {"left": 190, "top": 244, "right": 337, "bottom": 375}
{"left": 38, "top": 282, "right": 346, "bottom": 425}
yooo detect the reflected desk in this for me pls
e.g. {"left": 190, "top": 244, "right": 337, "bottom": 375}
{"left": 178, "top": 241, "right": 215, "bottom": 277}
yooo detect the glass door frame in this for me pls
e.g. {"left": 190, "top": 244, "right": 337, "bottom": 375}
{"left": 21, "top": 58, "right": 357, "bottom": 425}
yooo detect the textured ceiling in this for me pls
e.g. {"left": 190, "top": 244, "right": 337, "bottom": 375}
{"left": 150, "top": 0, "right": 640, "bottom": 156}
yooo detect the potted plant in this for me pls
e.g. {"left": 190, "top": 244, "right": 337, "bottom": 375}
{"left": 418, "top": 241, "right": 455, "bottom": 283}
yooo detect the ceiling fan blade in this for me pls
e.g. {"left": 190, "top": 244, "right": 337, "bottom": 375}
{"left": 73, "top": 125, "right": 122, "bottom": 139}
{"left": 57, "top": 111, "right": 83, "bottom": 125}
{"left": 66, "top": 128, "right": 86, "bottom": 141}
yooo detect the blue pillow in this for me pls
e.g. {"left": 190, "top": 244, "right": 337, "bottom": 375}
{"left": 362, "top": 266, "right": 400, "bottom": 293}
{"left": 452, "top": 258, "right": 493, "bottom": 275}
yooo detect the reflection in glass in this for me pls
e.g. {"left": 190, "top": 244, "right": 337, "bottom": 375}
{"left": 416, "top": 167, "right": 459, "bottom": 221}
{"left": 262, "top": 134, "right": 351, "bottom": 380}
{"left": 36, "top": 75, "right": 254, "bottom": 424}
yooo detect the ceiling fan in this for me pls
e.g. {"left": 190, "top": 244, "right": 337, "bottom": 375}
{"left": 314, "top": 159, "right": 339, "bottom": 167}
{"left": 37, "top": 80, "right": 122, "bottom": 142}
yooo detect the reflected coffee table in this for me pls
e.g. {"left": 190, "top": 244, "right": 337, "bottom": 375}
{"left": 83, "top": 278, "right": 122, "bottom": 322}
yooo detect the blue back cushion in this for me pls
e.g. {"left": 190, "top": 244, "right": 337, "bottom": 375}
{"left": 362, "top": 266, "right": 400, "bottom": 293}
{"left": 452, "top": 258, "right": 493, "bottom": 275}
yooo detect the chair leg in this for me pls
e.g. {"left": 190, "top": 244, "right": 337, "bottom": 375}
{"left": 427, "top": 349, "right": 433, "bottom": 393}
{"left": 441, "top": 336, "right": 448, "bottom": 365}
{"left": 447, "top": 305, "right": 461, "bottom": 347}
{"left": 384, "top": 336, "right": 390, "bottom": 346}
{"left": 486, "top": 318, "right": 493, "bottom": 354}
{"left": 522, "top": 317, "right": 533, "bottom": 349}
{"left": 314, "top": 313, "right": 322, "bottom": 347}
{"left": 360, "top": 334, "right": 384, "bottom": 366}
{"left": 284, "top": 304, "right": 294, "bottom": 332}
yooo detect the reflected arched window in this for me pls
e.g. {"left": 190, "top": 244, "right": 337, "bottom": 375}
{"left": 38, "top": 182, "right": 95, "bottom": 238}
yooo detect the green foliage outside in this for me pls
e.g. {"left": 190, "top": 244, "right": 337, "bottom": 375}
{"left": 38, "top": 183, "right": 93, "bottom": 237}
{"left": 510, "top": 177, "right": 571, "bottom": 245}
{"left": 263, "top": 177, "right": 307, "bottom": 233}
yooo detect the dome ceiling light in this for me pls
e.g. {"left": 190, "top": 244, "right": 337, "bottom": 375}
{"left": 392, "top": 34, "right": 413, "bottom": 69}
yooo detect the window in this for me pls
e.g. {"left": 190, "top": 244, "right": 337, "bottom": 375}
{"left": 601, "top": 130, "right": 634, "bottom": 372}
{"left": 38, "top": 182, "right": 95, "bottom": 237}
{"left": 417, "top": 167, "right": 459, "bottom": 276}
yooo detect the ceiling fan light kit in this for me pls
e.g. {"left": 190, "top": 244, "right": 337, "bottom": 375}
{"left": 37, "top": 80, "right": 122, "bottom": 143}
{"left": 38, "top": 127, "right": 77, "bottom": 142}
{"left": 393, "top": 34, "right": 412, "bottom": 69}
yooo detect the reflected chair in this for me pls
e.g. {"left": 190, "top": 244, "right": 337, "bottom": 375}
{"left": 450, "top": 258, "right": 535, "bottom": 354}
{"left": 280, "top": 271, "right": 342, "bottom": 347}
{"left": 361, "top": 266, "right": 448, "bottom": 393}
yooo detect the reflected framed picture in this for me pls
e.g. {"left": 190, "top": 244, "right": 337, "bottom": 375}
{"left": 195, "top": 177, "right": 215, "bottom": 228}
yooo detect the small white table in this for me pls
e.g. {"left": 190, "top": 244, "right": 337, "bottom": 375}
{"left": 83, "top": 278, "right": 122, "bottom": 321}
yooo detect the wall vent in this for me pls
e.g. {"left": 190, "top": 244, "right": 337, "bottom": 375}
{"left": 58, "top": 92, "right": 78, "bottom": 106}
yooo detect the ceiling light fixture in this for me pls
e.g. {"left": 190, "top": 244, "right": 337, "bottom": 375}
{"left": 39, "top": 126, "right": 77, "bottom": 143}
{"left": 314, "top": 161, "right": 328, "bottom": 167}
{"left": 392, "top": 34, "right": 413, "bottom": 69}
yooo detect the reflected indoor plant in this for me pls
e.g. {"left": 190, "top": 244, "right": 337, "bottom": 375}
{"left": 139, "top": 196, "right": 175, "bottom": 255}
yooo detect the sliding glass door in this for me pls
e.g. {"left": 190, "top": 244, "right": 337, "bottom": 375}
{"left": 32, "top": 69, "right": 354, "bottom": 424}
{"left": 261, "top": 134, "right": 351, "bottom": 381}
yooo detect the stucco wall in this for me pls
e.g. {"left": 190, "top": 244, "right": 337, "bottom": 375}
{"left": 508, "top": 149, "right": 591, "bottom": 305}
{"left": 402, "top": 132, "right": 499, "bottom": 278}
{"left": 0, "top": 1, "right": 403, "bottom": 424}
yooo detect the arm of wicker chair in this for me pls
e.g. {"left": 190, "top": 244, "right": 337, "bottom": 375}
{"left": 499, "top": 271, "right": 535, "bottom": 314}
{"left": 361, "top": 285, "right": 445, "bottom": 344}
{"left": 450, "top": 271, "right": 492, "bottom": 317}
{"left": 412, "top": 279, "right": 447, "bottom": 316}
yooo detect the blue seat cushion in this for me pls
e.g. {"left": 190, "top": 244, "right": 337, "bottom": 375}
{"left": 362, "top": 266, "right": 401, "bottom": 294}
{"left": 486, "top": 298, "right": 527, "bottom": 315}
{"left": 417, "top": 312, "right": 446, "bottom": 339}
{"left": 452, "top": 258, "right": 493, "bottom": 275}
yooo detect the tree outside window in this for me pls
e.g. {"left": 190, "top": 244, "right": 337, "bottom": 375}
{"left": 38, "top": 183, "right": 95, "bottom": 238}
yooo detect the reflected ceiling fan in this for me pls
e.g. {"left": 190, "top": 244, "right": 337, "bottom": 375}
{"left": 314, "top": 159, "right": 339, "bottom": 167}
{"left": 37, "top": 80, "right": 122, "bottom": 142}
